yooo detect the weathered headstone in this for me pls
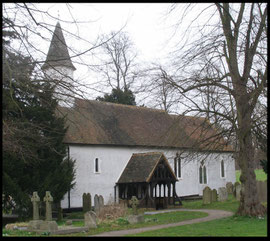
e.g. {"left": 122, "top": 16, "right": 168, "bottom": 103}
{"left": 94, "top": 194, "right": 100, "bottom": 215}
{"left": 211, "top": 189, "right": 218, "bottom": 202}
{"left": 31, "top": 192, "right": 40, "bottom": 220}
{"left": 218, "top": 187, "right": 228, "bottom": 202}
{"left": 44, "top": 191, "right": 53, "bottom": 221}
{"left": 129, "top": 196, "right": 139, "bottom": 215}
{"left": 234, "top": 182, "right": 241, "bottom": 201}
{"left": 233, "top": 182, "right": 240, "bottom": 198}
{"left": 127, "top": 214, "right": 144, "bottom": 224}
{"left": 256, "top": 181, "right": 267, "bottom": 203}
{"left": 226, "top": 182, "right": 233, "bottom": 194}
{"left": 83, "top": 193, "right": 91, "bottom": 212}
{"left": 203, "top": 186, "right": 212, "bottom": 204}
{"left": 99, "top": 195, "right": 104, "bottom": 210}
{"left": 84, "top": 211, "right": 97, "bottom": 229}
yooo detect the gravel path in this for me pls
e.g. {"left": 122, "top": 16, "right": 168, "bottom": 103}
{"left": 89, "top": 208, "right": 234, "bottom": 237}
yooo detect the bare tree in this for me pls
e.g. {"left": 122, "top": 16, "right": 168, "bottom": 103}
{"left": 161, "top": 3, "right": 267, "bottom": 216}
{"left": 90, "top": 31, "right": 139, "bottom": 93}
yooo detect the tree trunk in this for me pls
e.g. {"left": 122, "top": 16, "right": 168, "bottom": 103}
{"left": 235, "top": 98, "right": 266, "bottom": 216}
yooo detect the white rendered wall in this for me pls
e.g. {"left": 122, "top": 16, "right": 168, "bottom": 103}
{"left": 43, "top": 66, "right": 74, "bottom": 107}
{"left": 61, "top": 145, "right": 235, "bottom": 208}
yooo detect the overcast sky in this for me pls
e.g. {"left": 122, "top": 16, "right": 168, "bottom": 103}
{"left": 3, "top": 3, "right": 211, "bottom": 109}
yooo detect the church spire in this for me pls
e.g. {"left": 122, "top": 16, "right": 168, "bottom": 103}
{"left": 42, "top": 22, "right": 76, "bottom": 71}
{"left": 42, "top": 22, "right": 76, "bottom": 107}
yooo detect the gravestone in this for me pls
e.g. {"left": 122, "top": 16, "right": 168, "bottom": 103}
{"left": 226, "top": 182, "right": 233, "bottom": 194}
{"left": 203, "top": 186, "right": 212, "bottom": 204}
{"left": 84, "top": 211, "right": 97, "bottom": 229}
{"left": 218, "top": 187, "right": 228, "bottom": 201}
{"left": 28, "top": 192, "right": 44, "bottom": 231}
{"left": 234, "top": 182, "right": 241, "bottom": 201}
{"left": 99, "top": 195, "right": 104, "bottom": 210}
{"left": 44, "top": 191, "right": 53, "bottom": 221}
{"left": 31, "top": 192, "right": 40, "bottom": 220}
{"left": 41, "top": 191, "right": 58, "bottom": 232}
{"left": 83, "top": 193, "right": 91, "bottom": 212}
{"left": 127, "top": 196, "right": 143, "bottom": 224}
{"left": 233, "top": 182, "right": 240, "bottom": 198}
{"left": 256, "top": 181, "right": 267, "bottom": 203}
{"left": 129, "top": 196, "right": 139, "bottom": 215}
{"left": 211, "top": 189, "right": 217, "bottom": 202}
{"left": 94, "top": 194, "right": 100, "bottom": 215}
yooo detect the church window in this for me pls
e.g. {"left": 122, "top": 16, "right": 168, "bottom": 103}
{"left": 174, "top": 153, "right": 181, "bottom": 178}
{"left": 95, "top": 158, "right": 99, "bottom": 173}
{"left": 199, "top": 164, "right": 207, "bottom": 184}
{"left": 221, "top": 160, "right": 225, "bottom": 178}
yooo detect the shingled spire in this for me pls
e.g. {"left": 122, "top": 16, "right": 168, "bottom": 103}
{"left": 42, "top": 22, "right": 76, "bottom": 107}
{"left": 42, "top": 22, "right": 76, "bottom": 71}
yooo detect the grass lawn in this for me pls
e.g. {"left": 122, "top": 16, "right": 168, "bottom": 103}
{"left": 128, "top": 194, "right": 267, "bottom": 237}
{"left": 129, "top": 215, "right": 267, "bottom": 237}
{"left": 236, "top": 168, "right": 267, "bottom": 183}
{"left": 2, "top": 211, "right": 208, "bottom": 237}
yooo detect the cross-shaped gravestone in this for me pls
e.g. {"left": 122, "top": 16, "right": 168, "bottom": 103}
{"left": 31, "top": 192, "right": 40, "bottom": 220}
{"left": 43, "top": 191, "right": 53, "bottom": 221}
{"left": 129, "top": 196, "right": 139, "bottom": 215}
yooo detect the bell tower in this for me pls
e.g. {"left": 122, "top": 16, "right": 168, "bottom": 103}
{"left": 42, "top": 22, "right": 76, "bottom": 107}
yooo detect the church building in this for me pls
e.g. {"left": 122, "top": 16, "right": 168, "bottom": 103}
{"left": 43, "top": 22, "right": 236, "bottom": 210}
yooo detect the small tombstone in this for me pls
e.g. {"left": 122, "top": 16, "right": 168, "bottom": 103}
{"left": 226, "top": 182, "right": 233, "bottom": 194}
{"left": 234, "top": 182, "right": 241, "bottom": 201}
{"left": 66, "top": 220, "right": 73, "bottom": 225}
{"left": 31, "top": 192, "right": 40, "bottom": 220}
{"left": 203, "top": 186, "right": 212, "bottom": 204}
{"left": 218, "top": 187, "right": 228, "bottom": 202}
{"left": 233, "top": 182, "right": 240, "bottom": 198}
{"left": 43, "top": 191, "right": 53, "bottom": 221}
{"left": 94, "top": 194, "right": 100, "bottom": 215}
{"left": 83, "top": 193, "right": 91, "bottom": 212}
{"left": 211, "top": 189, "right": 218, "bottom": 202}
{"left": 256, "top": 181, "right": 267, "bottom": 203}
{"left": 99, "top": 195, "right": 104, "bottom": 211}
{"left": 84, "top": 211, "right": 97, "bottom": 229}
{"left": 129, "top": 196, "right": 139, "bottom": 215}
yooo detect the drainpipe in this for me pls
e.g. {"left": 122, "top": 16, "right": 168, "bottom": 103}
{"left": 67, "top": 146, "right": 71, "bottom": 209}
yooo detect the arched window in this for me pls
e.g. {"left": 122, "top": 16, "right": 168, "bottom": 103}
{"left": 199, "top": 164, "right": 207, "bottom": 184}
{"left": 221, "top": 160, "right": 225, "bottom": 178}
{"left": 95, "top": 158, "right": 99, "bottom": 173}
{"left": 174, "top": 154, "right": 181, "bottom": 178}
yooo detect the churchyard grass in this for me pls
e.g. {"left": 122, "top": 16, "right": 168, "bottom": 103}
{"left": 128, "top": 194, "right": 267, "bottom": 237}
{"left": 129, "top": 215, "right": 267, "bottom": 237}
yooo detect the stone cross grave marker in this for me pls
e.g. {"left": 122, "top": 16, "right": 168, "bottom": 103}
{"left": 129, "top": 196, "right": 139, "bottom": 215}
{"left": 203, "top": 186, "right": 212, "bottom": 204}
{"left": 31, "top": 192, "right": 40, "bottom": 220}
{"left": 43, "top": 191, "right": 53, "bottom": 221}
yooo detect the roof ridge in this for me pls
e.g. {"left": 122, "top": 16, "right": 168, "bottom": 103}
{"left": 132, "top": 152, "right": 163, "bottom": 156}
{"left": 77, "top": 98, "right": 167, "bottom": 113}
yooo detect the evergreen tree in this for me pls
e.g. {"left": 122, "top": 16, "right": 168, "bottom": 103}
{"left": 96, "top": 88, "right": 136, "bottom": 106}
{"left": 2, "top": 18, "right": 76, "bottom": 218}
